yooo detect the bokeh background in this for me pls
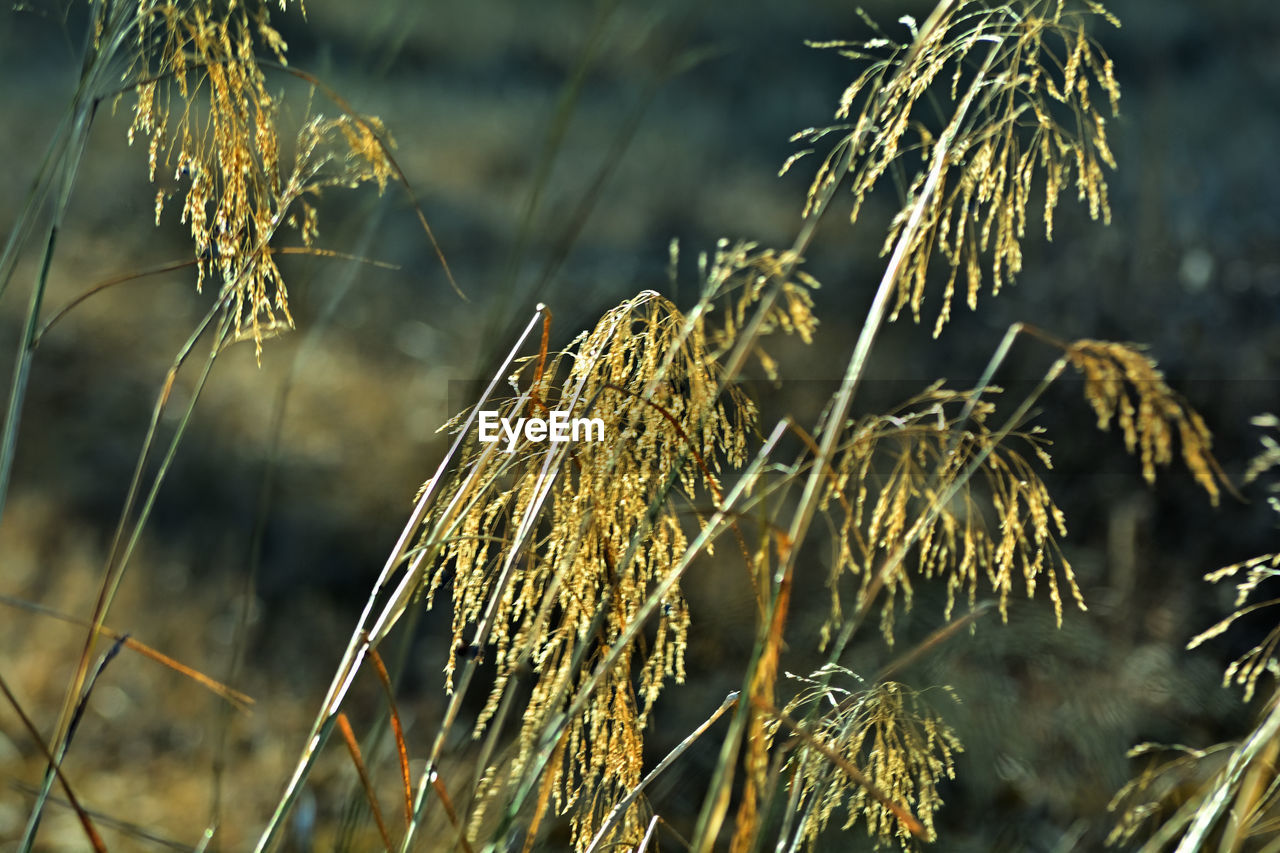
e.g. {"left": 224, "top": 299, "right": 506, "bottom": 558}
{"left": 1, "top": 0, "right": 1278, "bottom": 849}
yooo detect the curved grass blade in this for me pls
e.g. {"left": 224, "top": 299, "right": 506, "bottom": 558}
{"left": 18, "top": 636, "right": 127, "bottom": 852}
{"left": 0, "top": 671, "right": 108, "bottom": 852}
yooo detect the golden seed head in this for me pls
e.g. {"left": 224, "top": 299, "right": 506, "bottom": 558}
{"left": 422, "top": 286, "right": 764, "bottom": 850}
{"left": 783, "top": 670, "right": 963, "bottom": 849}
{"left": 1067, "top": 340, "right": 1223, "bottom": 505}
{"left": 820, "top": 383, "right": 1082, "bottom": 646}
{"left": 120, "top": 0, "right": 394, "bottom": 360}
{"left": 795, "top": 0, "right": 1121, "bottom": 336}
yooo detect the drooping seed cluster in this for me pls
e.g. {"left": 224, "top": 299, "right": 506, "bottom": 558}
{"left": 120, "top": 0, "right": 395, "bottom": 358}
{"left": 820, "top": 383, "right": 1082, "bottom": 645}
{"left": 782, "top": 668, "right": 962, "bottom": 850}
{"left": 786, "top": 0, "right": 1121, "bottom": 337}
{"left": 422, "top": 286, "right": 767, "bottom": 850}
{"left": 1067, "top": 340, "right": 1222, "bottom": 504}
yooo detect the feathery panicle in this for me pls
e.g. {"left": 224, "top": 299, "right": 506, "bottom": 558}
{"left": 1188, "top": 552, "right": 1280, "bottom": 702}
{"left": 421, "top": 283, "right": 772, "bottom": 850}
{"left": 1186, "top": 416, "right": 1280, "bottom": 701}
{"left": 1110, "top": 418, "right": 1280, "bottom": 848}
{"left": 788, "top": 0, "right": 1120, "bottom": 336}
{"left": 1066, "top": 340, "right": 1223, "bottom": 504}
{"left": 1245, "top": 414, "right": 1280, "bottom": 510}
{"left": 1106, "top": 696, "right": 1280, "bottom": 850}
{"left": 122, "top": 0, "right": 393, "bottom": 358}
{"left": 703, "top": 240, "right": 820, "bottom": 378}
{"left": 782, "top": 667, "right": 962, "bottom": 849}
{"left": 821, "top": 383, "right": 1081, "bottom": 645}
{"left": 1106, "top": 741, "right": 1235, "bottom": 847}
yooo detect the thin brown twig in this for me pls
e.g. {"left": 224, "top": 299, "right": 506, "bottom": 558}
{"left": 0, "top": 671, "right": 108, "bottom": 852}
{"left": 523, "top": 728, "right": 569, "bottom": 853}
{"left": 337, "top": 712, "right": 395, "bottom": 852}
{"left": 364, "top": 644, "right": 413, "bottom": 830}
{"left": 35, "top": 247, "right": 396, "bottom": 346}
{"left": 528, "top": 305, "right": 553, "bottom": 418}
{"left": 6, "top": 779, "right": 189, "bottom": 852}
{"left": 875, "top": 600, "right": 996, "bottom": 683}
{"left": 429, "top": 771, "right": 475, "bottom": 853}
{"left": 0, "top": 592, "right": 253, "bottom": 710}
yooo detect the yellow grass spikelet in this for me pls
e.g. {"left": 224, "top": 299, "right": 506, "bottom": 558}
{"left": 786, "top": 0, "right": 1121, "bottom": 337}
{"left": 1186, "top": 416, "right": 1280, "bottom": 701}
{"left": 121, "top": 0, "right": 395, "bottom": 359}
{"left": 419, "top": 289, "right": 759, "bottom": 850}
{"left": 782, "top": 669, "right": 962, "bottom": 850}
{"left": 820, "top": 383, "right": 1082, "bottom": 645}
{"left": 1066, "top": 340, "right": 1223, "bottom": 504}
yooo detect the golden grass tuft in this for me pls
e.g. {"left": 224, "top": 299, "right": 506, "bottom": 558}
{"left": 781, "top": 667, "right": 962, "bottom": 850}
{"left": 422, "top": 289, "right": 759, "bottom": 850}
{"left": 820, "top": 383, "right": 1082, "bottom": 644}
{"left": 786, "top": 0, "right": 1120, "bottom": 337}
{"left": 1066, "top": 339, "right": 1223, "bottom": 504}
{"left": 21, "top": 0, "right": 1269, "bottom": 850}
{"left": 122, "top": 0, "right": 395, "bottom": 358}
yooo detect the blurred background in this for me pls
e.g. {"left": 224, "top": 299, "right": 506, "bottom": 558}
{"left": 0, "top": 0, "right": 1278, "bottom": 849}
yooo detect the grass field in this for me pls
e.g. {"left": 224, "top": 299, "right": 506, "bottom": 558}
{"left": 1, "top": 1, "right": 1279, "bottom": 850}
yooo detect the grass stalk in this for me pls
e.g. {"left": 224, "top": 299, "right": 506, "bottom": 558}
{"left": 0, "top": 670, "right": 107, "bottom": 852}
{"left": 487, "top": 420, "right": 791, "bottom": 847}
{"left": 585, "top": 692, "right": 740, "bottom": 853}
{"left": 24, "top": 302, "right": 231, "bottom": 850}
{"left": 1169, "top": 695, "right": 1280, "bottom": 853}
{"left": 253, "top": 306, "right": 549, "bottom": 853}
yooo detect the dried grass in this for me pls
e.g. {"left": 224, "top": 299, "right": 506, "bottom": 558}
{"left": 3, "top": 1, "right": 1263, "bottom": 852}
